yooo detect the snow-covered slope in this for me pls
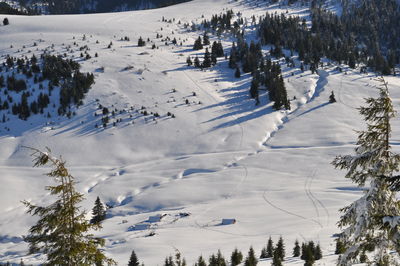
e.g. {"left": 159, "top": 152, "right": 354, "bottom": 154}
{"left": 1, "top": 0, "right": 400, "bottom": 265}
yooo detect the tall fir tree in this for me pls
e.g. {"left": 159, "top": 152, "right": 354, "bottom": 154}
{"left": 293, "top": 240, "right": 300, "bottom": 257}
{"left": 244, "top": 246, "right": 257, "bottom": 266}
{"left": 194, "top": 255, "right": 207, "bottom": 266}
{"left": 266, "top": 237, "right": 274, "bottom": 258}
{"left": 275, "top": 236, "right": 285, "bottom": 261}
{"left": 22, "top": 147, "right": 115, "bottom": 266}
{"left": 332, "top": 77, "right": 400, "bottom": 265}
{"left": 231, "top": 248, "right": 243, "bottom": 266}
{"left": 90, "top": 196, "right": 106, "bottom": 224}
{"left": 128, "top": 249, "right": 140, "bottom": 266}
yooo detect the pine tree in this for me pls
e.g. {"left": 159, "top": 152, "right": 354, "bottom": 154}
{"left": 266, "top": 237, "right": 274, "bottom": 258}
{"left": 22, "top": 147, "right": 116, "bottom": 266}
{"left": 231, "top": 248, "right": 243, "bottom": 265}
{"left": 244, "top": 246, "right": 257, "bottom": 266}
{"left": 194, "top": 255, "right": 207, "bottom": 266}
{"left": 128, "top": 249, "right": 140, "bottom": 266}
{"left": 90, "top": 196, "right": 106, "bottom": 224}
{"left": 203, "top": 32, "right": 210, "bottom": 45}
{"left": 271, "top": 249, "right": 282, "bottom": 266}
{"left": 275, "top": 236, "right": 285, "bottom": 261}
{"left": 260, "top": 247, "right": 268, "bottom": 259}
{"left": 186, "top": 56, "right": 193, "bottom": 66}
{"left": 314, "top": 244, "right": 322, "bottom": 260}
{"left": 293, "top": 240, "right": 300, "bottom": 257}
{"left": 193, "top": 36, "right": 203, "bottom": 50}
{"left": 202, "top": 48, "right": 212, "bottom": 68}
{"left": 329, "top": 91, "right": 336, "bottom": 103}
{"left": 334, "top": 239, "right": 345, "bottom": 255}
{"left": 332, "top": 77, "right": 400, "bottom": 265}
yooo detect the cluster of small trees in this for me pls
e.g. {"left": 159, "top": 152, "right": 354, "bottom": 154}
{"left": 257, "top": 3, "right": 399, "bottom": 75}
{"left": 189, "top": 36, "right": 224, "bottom": 68}
{"left": 0, "top": 53, "right": 94, "bottom": 121}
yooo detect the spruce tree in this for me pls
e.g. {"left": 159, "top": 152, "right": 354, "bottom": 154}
{"left": 275, "top": 236, "right": 285, "bottom": 261}
{"left": 22, "top": 147, "right": 115, "bottom": 266}
{"left": 329, "top": 91, "right": 336, "bottom": 103}
{"left": 332, "top": 77, "right": 400, "bottom": 265}
{"left": 244, "top": 246, "right": 257, "bottom": 266}
{"left": 90, "top": 196, "right": 106, "bottom": 224}
{"left": 293, "top": 240, "right": 301, "bottom": 257}
{"left": 266, "top": 237, "right": 274, "bottom": 258}
{"left": 194, "top": 255, "right": 207, "bottom": 266}
{"left": 202, "top": 48, "right": 212, "bottom": 68}
{"left": 128, "top": 249, "right": 140, "bottom": 266}
{"left": 231, "top": 248, "right": 243, "bottom": 265}
{"left": 271, "top": 249, "right": 282, "bottom": 266}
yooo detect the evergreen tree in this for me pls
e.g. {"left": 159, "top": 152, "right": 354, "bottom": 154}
{"left": 22, "top": 147, "right": 116, "bottom": 266}
{"left": 128, "top": 249, "right": 140, "bottom": 266}
{"left": 314, "top": 244, "right": 322, "bottom": 260}
{"left": 194, "top": 56, "right": 201, "bottom": 68}
{"left": 186, "top": 56, "right": 192, "bottom": 66}
{"left": 244, "top": 246, "right": 257, "bottom": 266}
{"left": 329, "top": 91, "right": 336, "bottom": 103}
{"left": 293, "top": 240, "right": 300, "bottom": 257}
{"left": 266, "top": 237, "right": 274, "bottom": 258}
{"left": 90, "top": 196, "right": 106, "bottom": 224}
{"left": 259, "top": 247, "right": 268, "bottom": 259}
{"left": 3, "top": 17, "right": 9, "bottom": 26}
{"left": 271, "top": 249, "right": 282, "bottom": 266}
{"left": 202, "top": 48, "right": 212, "bottom": 68}
{"left": 332, "top": 77, "right": 400, "bottom": 265}
{"left": 231, "top": 248, "right": 243, "bottom": 266}
{"left": 193, "top": 36, "right": 203, "bottom": 50}
{"left": 203, "top": 32, "right": 210, "bottom": 45}
{"left": 194, "top": 255, "right": 207, "bottom": 266}
{"left": 138, "top": 37, "right": 145, "bottom": 47}
{"left": 275, "top": 236, "right": 285, "bottom": 261}
{"left": 334, "top": 239, "right": 345, "bottom": 255}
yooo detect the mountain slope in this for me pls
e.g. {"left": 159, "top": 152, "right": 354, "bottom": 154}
{"left": 1, "top": 0, "right": 400, "bottom": 265}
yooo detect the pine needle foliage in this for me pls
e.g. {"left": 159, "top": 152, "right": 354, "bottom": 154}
{"left": 332, "top": 77, "right": 400, "bottom": 265}
{"left": 22, "top": 147, "right": 116, "bottom": 266}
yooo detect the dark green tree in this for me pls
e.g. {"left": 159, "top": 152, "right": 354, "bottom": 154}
{"left": 329, "top": 91, "right": 336, "bottom": 103}
{"left": 90, "top": 196, "right": 106, "bottom": 224}
{"left": 244, "top": 246, "right": 257, "bottom": 266}
{"left": 230, "top": 248, "right": 243, "bottom": 266}
{"left": 293, "top": 240, "right": 300, "bottom": 257}
{"left": 266, "top": 237, "right": 274, "bottom": 258}
{"left": 194, "top": 255, "right": 207, "bottom": 266}
{"left": 271, "top": 249, "right": 282, "bottom": 266}
{"left": 332, "top": 77, "right": 400, "bottom": 265}
{"left": 22, "top": 147, "right": 116, "bottom": 266}
{"left": 128, "top": 249, "right": 140, "bottom": 266}
{"left": 275, "top": 236, "right": 285, "bottom": 261}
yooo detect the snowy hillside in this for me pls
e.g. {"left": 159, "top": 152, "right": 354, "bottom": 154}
{"left": 1, "top": 0, "right": 400, "bottom": 265}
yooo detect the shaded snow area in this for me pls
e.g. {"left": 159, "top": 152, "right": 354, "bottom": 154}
{"left": 1, "top": 0, "right": 400, "bottom": 265}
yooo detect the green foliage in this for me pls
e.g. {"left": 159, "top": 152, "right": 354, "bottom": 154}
{"left": 243, "top": 246, "right": 257, "bottom": 266}
{"left": 293, "top": 240, "right": 301, "bottom": 257}
{"left": 230, "top": 248, "right": 243, "bottom": 266}
{"left": 332, "top": 77, "right": 400, "bottom": 265}
{"left": 128, "top": 249, "right": 140, "bottom": 266}
{"left": 22, "top": 147, "right": 116, "bottom": 266}
{"left": 275, "top": 236, "right": 285, "bottom": 261}
{"left": 90, "top": 196, "right": 106, "bottom": 224}
{"left": 266, "top": 237, "right": 274, "bottom": 258}
{"left": 194, "top": 255, "right": 207, "bottom": 266}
